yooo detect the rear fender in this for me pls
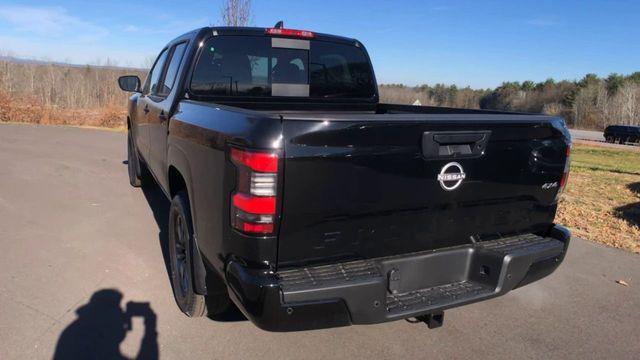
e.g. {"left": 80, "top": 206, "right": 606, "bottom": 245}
{"left": 167, "top": 144, "right": 207, "bottom": 295}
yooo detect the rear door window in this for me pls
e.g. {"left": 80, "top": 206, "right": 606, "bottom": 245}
{"left": 158, "top": 42, "right": 188, "bottom": 96}
{"left": 145, "top": 49, "right": 169, "bottom": 96}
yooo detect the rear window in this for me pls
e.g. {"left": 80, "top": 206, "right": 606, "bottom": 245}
{"left": 189, "top": 35, "right": 375, "bottom": 99}
{"left": 309, "top": 41, "right": 375, "bottom": 98}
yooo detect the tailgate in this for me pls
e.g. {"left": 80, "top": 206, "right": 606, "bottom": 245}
{"left": 277, "top": 114, "right": 570, "bottom": 268}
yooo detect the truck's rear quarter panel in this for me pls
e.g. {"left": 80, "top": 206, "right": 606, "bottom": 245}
{"left": 168, "top": 101, "right": 284, "bottom": 273}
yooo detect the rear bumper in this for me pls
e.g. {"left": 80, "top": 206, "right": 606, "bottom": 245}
{"left": 225, "top": 225, "right": 571, "bottom": 332}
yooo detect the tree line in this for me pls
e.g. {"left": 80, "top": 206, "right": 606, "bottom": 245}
{"left": 1, "top": 56, "right": 638, "bottom": 129}
{"left": 380, "top": 73, "right": 640, "bottom": 129}
{"left": 0, "top": 58, "right": 145, "bottom": 127}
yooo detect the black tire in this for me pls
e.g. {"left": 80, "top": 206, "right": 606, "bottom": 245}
{"left": 168, "top": 191, "right": 207, "bottom": 317}
{"left": 127, "top": 129, "right": 150, "bottom": 187}
{"left": 605, "top": 136, "right": 614, "bottom": 143}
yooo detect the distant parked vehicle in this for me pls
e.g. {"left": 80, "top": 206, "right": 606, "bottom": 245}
{"left": 604, "top": 125, "right": 640, "bottom": 144}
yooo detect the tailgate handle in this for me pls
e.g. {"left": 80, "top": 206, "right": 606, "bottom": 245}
{"left": 422, "top": 131, "right": 491, "bottom": 160}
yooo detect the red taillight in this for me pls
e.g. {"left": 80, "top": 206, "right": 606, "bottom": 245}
{"left": 241, "top": 222, "right": 274, "bottom": 234}
{"left": 232, "top": 193, "right": 276, "bottom": 214}
{"left": 559, "top": 172, "right": 569, "bottom": 189}
{"left": 557, "top": 144, "right": 571, "bottom": 197}
{"left": 265, "top": 28, "right": 315, "bottom": 39}
{"left": 230, "top": 147, "right": 278, "bottom": 235}
{"left": 230, "top": 148, "right": 278, "bottom": 173}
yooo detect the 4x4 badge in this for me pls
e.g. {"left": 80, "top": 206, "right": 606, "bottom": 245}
{"left": 437, "top": 162, "right": 466, "bottom": 191}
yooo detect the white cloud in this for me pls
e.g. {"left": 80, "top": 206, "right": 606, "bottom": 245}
{"left": 120, "top": 17, "right": 210, "bottom": 36}
{"left": 0, "top": 34, "right": 149, "bottom": 66}
{"left": 0, "top": 5, "right": 108, "bottom": 39}
{"left": 0, "top": 5, "right": 209, "bottom": 67}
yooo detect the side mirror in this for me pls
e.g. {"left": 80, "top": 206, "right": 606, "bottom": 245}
{"left": 118, "top": 75, "right": 141, "bottom": 92}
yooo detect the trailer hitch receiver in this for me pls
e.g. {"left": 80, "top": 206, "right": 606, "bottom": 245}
{"left": 415, "top": 311, "right": 444, "bottom": 329}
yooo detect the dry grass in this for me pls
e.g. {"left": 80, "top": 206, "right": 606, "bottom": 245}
{"left": 0, "top": 90, "right": 127, "bottom": 128}
{"left": 557, "top": 143, "right": 640, "bottom": 253}
{"left": 0, "top": 59, "right": 143, "bottom": 129}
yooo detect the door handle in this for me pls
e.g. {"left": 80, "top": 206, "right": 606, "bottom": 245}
{"left": 159, "top": 111, "right": 168, "bottom": 121}
{"left": 143, "top": 105, "right": 150, "bottom": 114}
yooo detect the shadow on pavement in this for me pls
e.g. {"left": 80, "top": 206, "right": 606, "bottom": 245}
{"left": 614, "top": 182, "right": 640, "bottom": 227}
{"left": 141, "top": 184, "right": 172, "bottom": 285}
{"left": 140, "top": 182, "right": 246, "bottom": 323}
{"left": 53, "top": 289, "right": 158, "bottom": 360}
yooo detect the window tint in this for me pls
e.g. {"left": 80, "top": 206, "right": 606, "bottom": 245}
{"left": 309, "top": 41, "right": 375, "bottom": 98}
{"left": 191, "top": 36, "right": 270, "bottom": 96}
{"left": 146, "top": 49, "right": 169, "bottom": 95}
{"left": 189, "top": 35, "right": 375, "bottom": 99}
{"left": 158, "top": 42, "right": 187, "bottom": 96}
{"left": 271, "top": 48, "right": 308, "bottom": 84}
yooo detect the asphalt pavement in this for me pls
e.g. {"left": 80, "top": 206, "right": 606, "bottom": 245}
{"left": 1, "top": 123, "right": 639, "bottom": 360}
{"left": 569, "top": 129, "right": 604, "bottom": 142}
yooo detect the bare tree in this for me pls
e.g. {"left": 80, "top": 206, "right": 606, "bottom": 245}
{"left": 142, "top": 55, "right": 157, "bottom": 70}
{"left": 221, "top": 0, "right": 252, "bottom": 26}
{"left": 0, "top": 58, "right": 146, "bottom": 126}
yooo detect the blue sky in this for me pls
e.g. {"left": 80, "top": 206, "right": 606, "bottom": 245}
{"left": 0, "top": 0, "right": 638, "bottom": 88}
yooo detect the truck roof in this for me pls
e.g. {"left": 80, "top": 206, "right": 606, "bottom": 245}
{"left": 173, "top": 26, "right": 360, "bottom": 46}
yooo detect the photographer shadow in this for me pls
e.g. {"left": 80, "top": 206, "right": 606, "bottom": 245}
{"left": 53, "top": 289, "right": 158, "bottom": 360}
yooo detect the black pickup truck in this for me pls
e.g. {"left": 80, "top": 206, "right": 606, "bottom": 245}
{"left": 118, "top": 25, "right": 572, "bottom": 332}
{"left": 604, "top": 125, "right": 640, "bottom": 144}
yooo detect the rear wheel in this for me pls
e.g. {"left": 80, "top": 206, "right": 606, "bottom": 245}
{"left": 127, "top": 129, "right": 150, "bottom": 187}
{"left": 169, "top": 191, "right": 206, "bottom": 317}
{"left": 169, "top": 191, "right": 230, "bottom": 317}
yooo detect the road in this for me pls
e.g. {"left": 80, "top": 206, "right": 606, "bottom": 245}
{"left": 569, "top": 128, "right": 640, "bottom": 151}
{"left": 1, "top": 123, "right": 639, "bottom": 360}
{"left": 569, "top": 129, "right": 604, "bottom": 142}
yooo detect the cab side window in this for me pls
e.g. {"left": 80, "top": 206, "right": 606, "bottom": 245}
{"left": 144, "top": 48, "right": 169, "bottom": 96}
{"left": 157, "top": 42, "right": 188, "bottom": 97}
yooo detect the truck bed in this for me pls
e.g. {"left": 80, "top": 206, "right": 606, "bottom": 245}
{"left": 219, "top": 101, "right": 557, "bottom": 122}
{"left": 177, "top": 99, "right": 570, "bottom": 268}
{"left": 221, "top": 101, "right": 531, "bottom": 118}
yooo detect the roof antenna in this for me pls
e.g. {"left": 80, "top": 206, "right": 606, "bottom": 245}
{"left": 274, "top": 20, "right": 284, "bottom": 29}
